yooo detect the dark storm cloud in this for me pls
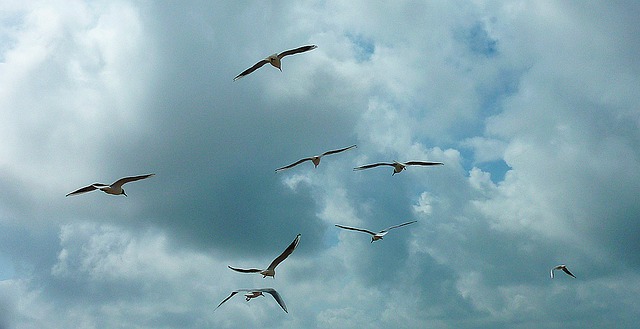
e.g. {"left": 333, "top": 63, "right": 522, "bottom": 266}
{"left": 2, "top": 1, "right": 640, "bottom": 328}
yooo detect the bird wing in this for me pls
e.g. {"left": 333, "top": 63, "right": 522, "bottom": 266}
{"left": 353, "top": 162, "right": 394, "bottom": 171}
{"left": 334, "top": 224, "right": 377, "bottom": 236}
{"left": 562, "top": 267, "right": 576, "bottom": 278}
{"left": 266, "top": 234, "right": 300, "bottom": 272}
{"left": 550, "top": 269, "right": 555, "bottom": 279}
{"left": 260, "top": 288, "right": 288, "bottom": 313}
{"left": 321, "top": 144, "right": 357, "bottom": 157}
{"left": 275, "top": 158, "right": 313, "bottom": 172}
{"left": 215, "top": 291, "right": 239, "bottom": 310}
{"left": 277, "top": 45, "right": 317, "bottom": 59}
{"left": 65, "top": 184, "right": 101, "bottom": 197}
{"left": 111, "top": 174, "right": 155, "bottom": 188}
{"left": 233, "top": 59, "right": 270, "bottom": 81}
{"left": 227, "top": 266, "right": 263, "bottom": 273}
{"left": 404, "top": 161, "right": 444, "bottom": 166}
{"left": 381, "top": 220, "right": 418, "bottom": 232}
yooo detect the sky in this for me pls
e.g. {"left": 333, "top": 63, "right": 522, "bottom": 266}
{"left": 1, "top": 1, "right": 639, "bottom": 328}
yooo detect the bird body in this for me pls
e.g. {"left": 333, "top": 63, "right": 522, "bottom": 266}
{"left": 215, "top": 288, "right": 288, "bottom": 313}
{"left": 66, "top": 174, "right": 155, "bottom": 197}
{"left": 228, "top": 234, "right": 300, "bottom": 278}
{"left": 550, "top": 264, "right": 576, "bottom": 278}
{"left": 335, "top": 220, "right": 417, "bottom": 243}
{"left": 276, "top": 145, "right": 357, "bottom": 172}
{"left": 233, "top": 45, "right": 317, "bottom": 81}
{"left": 353, "top": 161, "right": 443, "bottom": 175}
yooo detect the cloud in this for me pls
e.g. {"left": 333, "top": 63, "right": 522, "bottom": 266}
{"left": 1, "top": 1, "right": 640, "bottom": 328}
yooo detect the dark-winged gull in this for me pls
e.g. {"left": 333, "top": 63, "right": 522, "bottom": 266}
{"left": 353, "top": 161, "right": 443, "bottom": 175}
{"left": 233, "top": 45, "right": 317, "bottom": 81}
{"left": 215, "top": 288, "right": 288, "bottom": 313}
{"left": 335, "top": 220, "right": 418, "bottom": 243}
{"left": 228, "top": 234, "right": 300, "bottom": 278}
{"left": 550, "top": 264, "right": 576, "bottom": 279}
{"left": 275, "top": 145, "right": 357, "bottom": 172}
{"left": 65, "top": 174, "right": 155, "bottom": 197}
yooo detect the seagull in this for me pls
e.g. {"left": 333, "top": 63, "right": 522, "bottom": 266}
{"left": 353, "top": 161, "right": 444, "bottom": 175}
{"left": 65, "top": 174, "right": 155, "bottom": 197}
{"left": 215, "top": 288, "right": 288, "bottom": 313}
{"left": 233, "top": 45, "right": 317, "bottom": 81}
{"left": 228, "top": 234, "right": 300, "bottom": 278}
{"left": 550, "top": 264, "right": 576, "bottom": 279}
{"left": 335, "top": 220, "right": 417, "bottom": 243}
{"left": 275, "top": 145, "right": 357, "bottom": 172}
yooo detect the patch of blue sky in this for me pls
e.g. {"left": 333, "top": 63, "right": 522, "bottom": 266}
{"left": 322, "top": 226, "right": 340, "bottom": 248}
{"left": 460, "top": 22, "right": 498, "bottom": 58}
{"left": 346, "top": 33, "right": 375, "bottom": 62}
{"left": 458, "top": 145, "right": 511, "bottom": 184}
{"left": 474, "top": 159, "right": 511, "bottom": 183}
{"left": 477, "top": 67, "right": 523, "bottom": 117}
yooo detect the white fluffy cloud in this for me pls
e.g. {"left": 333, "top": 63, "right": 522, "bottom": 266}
{"left": 1, "top": 1, "right": 639, "bottom": 328}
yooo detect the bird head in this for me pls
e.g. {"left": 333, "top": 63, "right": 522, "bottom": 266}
{"left": 122, "top": 189, "right": 127, "bottom": 197}
{"left": 392, "top": 161, "right": 406, "bottom": 175}
{"left": 392, "top": 168, "right": 405, "bottom": 175}
{"left": 268, "top": 55, "right": 282, "bottom": 71}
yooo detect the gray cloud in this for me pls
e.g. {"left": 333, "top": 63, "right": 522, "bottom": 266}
{"left": 1, "top": 1, "right": 639, "bottom": 328}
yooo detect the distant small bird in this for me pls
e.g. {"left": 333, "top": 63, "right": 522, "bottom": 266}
{"left": 335, "top": 220, "right": 418, "bottom": 243}
{"left": 353, "top": 161, "right": 443, "bottom": 175}
{"left": 276, "top": 145, "right": 357, "bottom": 172}
{"left": 65, "top": 174, "right": 155, "bottom": 197}
{"left": 215, "top": 288, "right": 288, "bottom": 313}
{"left": 550, "top": 264, "right": 576, "bottom": 279}
{"left": 233, "top": 45, "right": 318, "bottom": 81}
{"left": 228, "top": 234, "right": 300, "bottom": 278}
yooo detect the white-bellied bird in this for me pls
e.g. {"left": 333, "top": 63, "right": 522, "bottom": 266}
{"left": 354, "top": 161, "right": 443, "bottom": 175}
{"left": 276, "top": 145, "right": 357, "bottom": 172}
{"left": 215, "top": 288, "right": 288, "bottom": 313}
{"left": 233, "top": 45, "right": 317, "bottom": 81}
{"left": 65, "top": 174, "right": 155, "bottom": 197}
{"left": 228, "top": 234, "right": 300, "bottom": 278}
{"left": 335, "top": 221, "right": 418, "bottom": 243}
{"left": 550, "top": 264, "right": 576, "bottom": 279}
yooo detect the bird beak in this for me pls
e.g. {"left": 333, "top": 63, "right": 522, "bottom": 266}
{"left": 123, "top": 191, "right": 127, "bottom": 197}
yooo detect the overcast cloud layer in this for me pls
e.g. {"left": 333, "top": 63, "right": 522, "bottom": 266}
{"left": 1, "top": 1, "right": 639, "bottom": 328}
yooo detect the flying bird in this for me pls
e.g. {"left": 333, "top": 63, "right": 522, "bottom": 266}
{"left": 353, "top": 161, "right": 443, "bottom": 175}
{"left": 228, "top": 234, "right": 300, "bottom": 278}
{"left": 335, "top": 220, "right": 418, "bottom": 243}
{"left": 65, "top": 174, "right": 155, "bottom": 197}
{"left": 215, "top": 288, "right": 288, "bottom": 313}
{"left": 233, "top": 45, "right": 318, "bottom": 81}
{"left": 275, "top": 145, "right": 357, "bottom": 172}
{"left": 550, "top": 264, "right": 576, "bottom": 279}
